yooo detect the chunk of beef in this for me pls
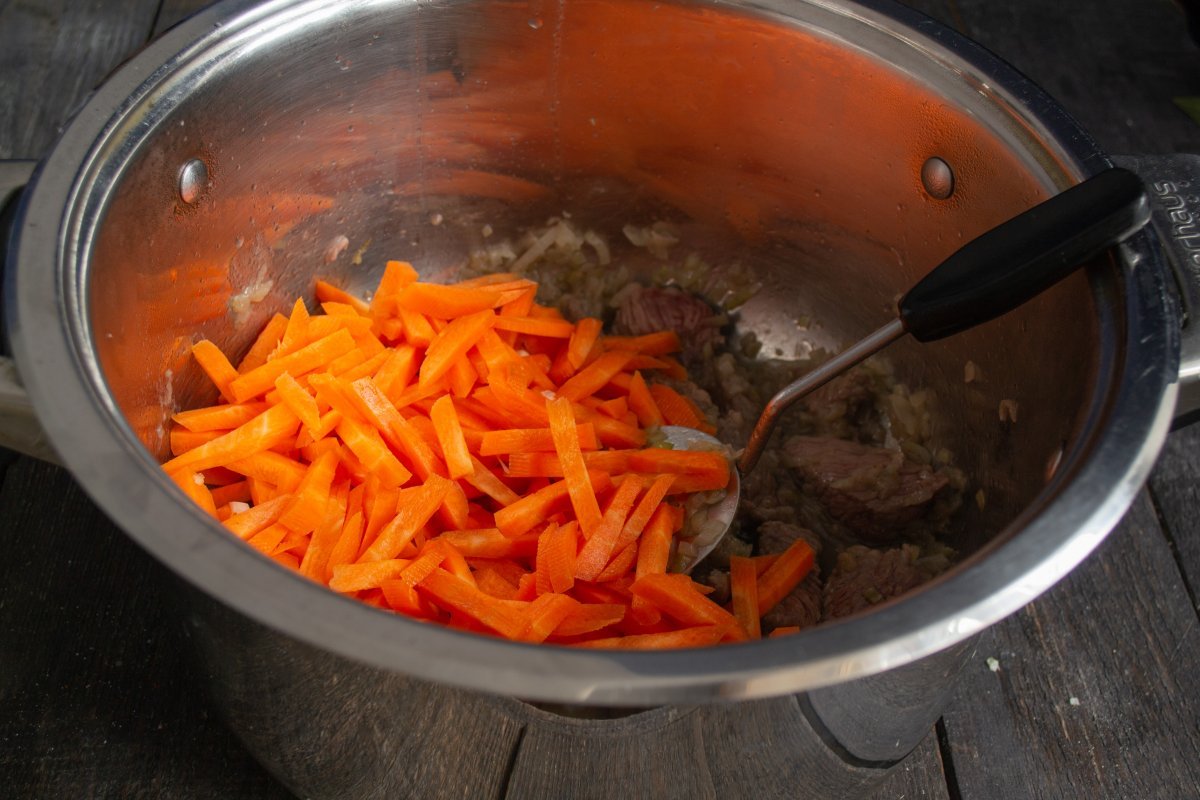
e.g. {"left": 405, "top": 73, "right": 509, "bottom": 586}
{"left": 613, "top": 286, "right": 724, "bottom": 359}
{"left": 755, "top": 521, "right": 822, "bottom": 557}
{"left": 699, "top": 569, "right": 731, "bottom": 606}
{"left": 785, "top": 436, "right": 949, "bottom": 543}
{"left": 800, "top": 368, "right": 885, "bottom": 442}
{"left": 822, "top": 544, "right": 927, "bottom": 620}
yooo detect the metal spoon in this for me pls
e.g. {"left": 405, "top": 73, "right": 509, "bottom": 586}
{"left": 668, "top": 167, "right": 1150, "bottom": 573}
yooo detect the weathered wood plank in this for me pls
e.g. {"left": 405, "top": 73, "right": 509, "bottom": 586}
{"left": 0, "top": 458, "right": 292, "bottom": 798}
{"left": 940, "top": 494, "right": 1200, "bottom": 799}
{"left": 1149, "top": 424, "right": 1200, "bottom": 613}
{"left": 869, "top": 732, "right": 951, "bottom": 800}
{"left": 0, "top": 0, "right": 162, "bottom": 159}
{"left": 939, "top": 0, "right": 1199, "bottom": 155}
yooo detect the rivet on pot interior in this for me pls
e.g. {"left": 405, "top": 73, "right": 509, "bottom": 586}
{"left": 921, "top": 156, "right": 954, "bottom": 199}
{"left": 179, "top": 158, "right": 209, "bottom": 204}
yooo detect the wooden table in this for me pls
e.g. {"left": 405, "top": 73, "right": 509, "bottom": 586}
{"left": 1, "top": 0, "right": 1198, "bottom": 797}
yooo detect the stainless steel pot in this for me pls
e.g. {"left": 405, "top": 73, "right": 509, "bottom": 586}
{"left": 3, "top": 0, "right": 1198, "bottom": 796}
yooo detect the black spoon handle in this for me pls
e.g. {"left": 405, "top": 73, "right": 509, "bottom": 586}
{"left": 899, "top": 167, "right": 1150, "bottom": 342}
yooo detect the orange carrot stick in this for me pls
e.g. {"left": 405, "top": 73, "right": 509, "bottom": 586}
{"left": 756, "top": 538, "right": 816, "bottom": 617}
{"left": 575, "top": 475, "right": 642, "bottom": 580}
{"left": 273, "top": 372, "right": 320, "bottom": 433}
{"left": 491, "top": 316, "right": 576, "bottom": 338}
{"left": 557, "top": 351, "right": 635, "bottom": 402}
{"left": 358, "top": 475, "right": 453, "bottom": 562}
{"left": 315, "top": 280, "right": 370, "bottom": 316}
{"left": 547, "top": 396, "right": 602, "bottom": 536}
{"left": 168, "top": 468, "right": 218, "bottom": 518}
{"left": 479, "top": 424, "right": 598, "bottom": 456}
{"left": 729, "top": 556, "right": 762, "bottom": 640}
{"left": 631, "top": 574, "right": 746, "bottom": 640}
{"left": 172, "top": 401, "right": 270, "bottom": 433}
{"left": 627, "top": 371, "right": 663, "bottom": 428}
{"left": 328, "top": 559, "right": 413, "bottom": 593}
{"left": 237, "top": 313, "right": 289, "bottom": 373}
{"left": 228, "top": 329, "right": 356, "bottom": 403}
{"left": 416, "top": 568, "right": 528, "bottom": 639}
{"left": 397, "top": 282, "right": 504, "bottom": 319}
{"left": 430, "top": 395, "right": 473, "bottom": 479}
{"left": 191, "top": 340, "right": 239, "bottom": 402}
{"left": 162, "top": 404, "right": 301, "bottom": 474}
{"left": 222, "top": 494, "right": 293, "bottom": 540}
{"left": 419, "top": 310, "right": 497, "bottom": 390}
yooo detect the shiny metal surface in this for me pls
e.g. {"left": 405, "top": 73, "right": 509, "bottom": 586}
{"left": 920, "top": 156, "right": 955, "bottom": 200}
{"left": 1113, "top": 154, "right": 1200, "bottom": 421}
{"left": 659, "top": 424, "right": 741, "bottom": 573}
{"left": 3, "top": 0, "right": 1183, "bottom": 711}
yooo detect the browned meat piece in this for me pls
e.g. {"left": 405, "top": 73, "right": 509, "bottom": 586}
{"left": 764, "top": 568, "right": 823, "bottom": 632}
{"left": 822, "top": 544, "right": 927, "bottom": 620}
{"left": 755, "top": 521, "right": 822, "bottom": 557}
{"left": 800, "top": 368, "right": 885, "bottom": 442}
{"left": 613, "top": 286, "right": 724, "bottom": 358}
{"left": 785, "top": 436, "right": 949, "bottom": 542}
{"left": 699, "top": 569, "right": 731, "bottom": 605}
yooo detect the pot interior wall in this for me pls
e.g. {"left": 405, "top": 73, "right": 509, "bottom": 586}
{"left": 86, "top": 0, "right": 1107, "bottom": 560}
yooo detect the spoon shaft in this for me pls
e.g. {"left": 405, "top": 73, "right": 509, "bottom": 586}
{"left": 738, "top": 318, "right": 906, "bottom": 474}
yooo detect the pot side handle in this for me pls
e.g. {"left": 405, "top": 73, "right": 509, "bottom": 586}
{"left": 0, "top": 161, "right": 61, "bottom": 464}
{"left": 1113, "top": 154, "right": 1200, "bottom": 426}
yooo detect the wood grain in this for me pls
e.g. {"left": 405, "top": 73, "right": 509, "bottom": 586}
{"left": 0, "top": 458, "right": 291, "bottom": 798}
{"left": 0, "top": 0, "right": 161, "bottom": 159}
{"left": 1149, "top": 424, "right": 1200, "bottom": 613}
{"left": 939, "top": 495, "right": 1200, "bottom": 799}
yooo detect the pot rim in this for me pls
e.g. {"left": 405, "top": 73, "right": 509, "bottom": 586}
{"left": 5, "top": 0, "right": 1181, "bottom": 703}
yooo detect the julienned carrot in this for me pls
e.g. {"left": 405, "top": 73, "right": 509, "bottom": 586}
{"left": 169, "top": 468, "right": 218, "bottom": 518}
{"left": 419, "top": 310, "right": 497, "bottom": 390}
{"left": 229, "top": 329, "right": 357, "bottom": 403}
{"left": 358, "top": 475, "right": 453, "bottom": 562}
{"left": 729, "top": 557, "right": 762, "bottom": 640}
{"left": 557, "top": 351, "right": 635, "bottom": 402}
{"left": 756, "top": 538, "right": 816, "bottom": 617}
{"left": 238, "top": 313, "right": 289, "bottom": 373}
{"left": 492, "top": 316, "right": 576, "bottom": 338}
{"left": 279, "top": 450, "right": 339, "bottom": 534}
{"left": 553, "top": 603, "right": 626, "bottom": 636}
{"left": 163, "top": 404, "right": 301, "bottom": 474}
{"left": 430, "top": 395, "right": 473, "bottom": 479}
{"left": 397, "top": 282, "right": 505, "bottom": 319}
{"left": 315, "top": 280, "right": 370, "bottom": 316}
{"left": 631, "top": 504, "right": 675, "bottom": 624}
{"left": 626, "top": 371, "right": 663, "bottom": 428}
{"left": 547, "top": 396, "right": 602, "bottom": 536}
{"left": 167, "top": 267, "right": 784, "bottom": 649}
{"left": 416, "top": 568, "right": 528, "bottom": 639}
{"left": 600, "top": 331, "right": 682, "bottom": 356}
{"left": 222, "top": 493, "right": 293, "bottom": 539}
{"left": 518, "top": 593, "right": 580, "bottom": 643}
{"left": 631, "top": 574, "right": 746, "bottom": 641}
{"left": 464, "top": 456, "right": 521, "bottom": 506}
{"left": 191, "top": 340, "right": 239, "bottom": 402}
{"left": 479, "top": 424, "right": 598, "bottom": 456}
{"left": 575, "top": 475, "right": 642, "bottom": 580}
{"left": 173, "top": 401, "right": 270, "bottom": 433}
